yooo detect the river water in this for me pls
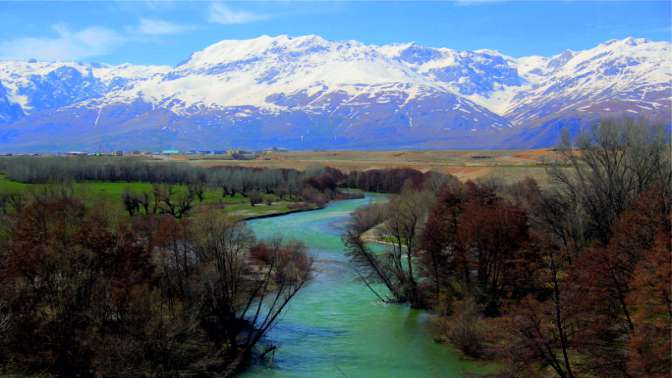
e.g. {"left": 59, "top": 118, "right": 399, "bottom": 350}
{"left": 243, "top": 194, "right": 490, "bottom": 378}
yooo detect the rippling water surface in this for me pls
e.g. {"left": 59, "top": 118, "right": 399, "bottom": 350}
{"left": 243, "top": 194, "right": 491, "bottom": 378}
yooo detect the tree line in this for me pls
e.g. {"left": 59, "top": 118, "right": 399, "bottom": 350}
{"left": 0, "top": 157, "right": 308, "bottom": 195}
{"left": 344, "top": 120, "right": 671, "bottom": 377}
{"left": 0, "top": 156, "right": 457, "bottom": 209}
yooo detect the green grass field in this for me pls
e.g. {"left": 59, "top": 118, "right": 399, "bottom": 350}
{"left": 0, "top": 174, "right": 310, "bottom": 220}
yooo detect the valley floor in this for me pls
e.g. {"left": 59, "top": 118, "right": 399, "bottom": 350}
{"left": 180, "top": 149, "right": 558, "bottom": 185}
{"left": 0, "top": 174, "right": 315, "bottom": 221}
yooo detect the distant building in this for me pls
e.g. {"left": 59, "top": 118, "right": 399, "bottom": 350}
{"left": 66, "top": 151, "right": 88, "bottom": 156}
{"left": 161, "top": 149, "right": 180, "bottom": 155}
{"left": 231, "top": 149, "right": 256, "bottom": 160}
{"left": 263, "top": 147, "right": 289, "bottom": 153}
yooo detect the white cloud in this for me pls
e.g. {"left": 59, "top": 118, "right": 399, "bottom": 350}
{"left": 0, "top": 17, "right": 196, "bottom": 61}
{"left": 135, "top": 18, "right": 195, "bottom": 36}
{"left": 208, "top": 2, "right": 269, "bottom": 25}
{"left": 0, "top": 24, "right": 123, "bottom": 61}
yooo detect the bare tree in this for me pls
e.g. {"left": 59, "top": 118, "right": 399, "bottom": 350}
{"left": 344, "top": 203, "right": 403, "bottom": 302}
{"left": 549, "top": 119, "right": 671, "bottom": 245}
{"left": 344, "top": 186, "right": 434, "bottom": 306}
{"left": 189, "top": 215, "right": 312, "bottom": 370}
{"left": 382, "top": 185, "right": 435, "bottom": 307}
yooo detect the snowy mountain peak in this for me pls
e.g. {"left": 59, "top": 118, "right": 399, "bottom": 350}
{"left": 0, "top": 35, "right": 669, "bottom": 151}
{"left": 602, "top": 36, "right": 651, "bottom": 47}
{"left": 473, "top": 48, "right": 509, "bottom": 58}
{"left": 181, "top": 34, "right": 335, "bottom": 67}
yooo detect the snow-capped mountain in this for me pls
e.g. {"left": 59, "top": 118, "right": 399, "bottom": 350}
{"left": 0, "top": 35, "right": 669, "bottom": 152}
{"left": 381, "top": 37, "right": 671, "bottom": 123}
{"left": 507, "top": 38, "right": 670, "bottom": 124}
{"left": 0, "top": 61, "right": 169, "bottom": 114}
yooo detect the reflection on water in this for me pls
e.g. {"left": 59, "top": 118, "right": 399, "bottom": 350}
{"left": 243, "top": 194, "right": 491, "bottom": 378}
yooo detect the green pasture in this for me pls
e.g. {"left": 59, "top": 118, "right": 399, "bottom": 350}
{"left": 0, "top": 174, "right": 305, "bottom": 220}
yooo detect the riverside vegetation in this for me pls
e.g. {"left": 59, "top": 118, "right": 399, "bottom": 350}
{"left": 0, "top": 119, "right": 669, "bottom": 377}
{"left": 0, "top": 153, "right": 454, "bottom": 376}
{"left": 344, "top": 119, "right": 671, "bottom": 377}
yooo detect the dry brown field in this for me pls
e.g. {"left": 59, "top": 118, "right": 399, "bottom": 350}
{"left": 166, "top": 149, "right": 561, "bottom": 184}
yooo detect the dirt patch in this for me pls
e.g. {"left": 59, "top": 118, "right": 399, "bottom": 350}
{"left": 444, "top": 167, "right": 492, "bottom": 181}
{"left": 511, "top": 149, "right": 556, "bottom": 162}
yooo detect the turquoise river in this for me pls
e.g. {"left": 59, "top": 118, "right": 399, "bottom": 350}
{"left": 243, "top": 194, "right": 492, "bottom": 378}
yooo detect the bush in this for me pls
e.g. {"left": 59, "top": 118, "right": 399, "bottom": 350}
{"left": 248, "top": 190, "right": 263, "bottom": 206}
{"left": 440, "top": 298, "right": 486, "bottom": 358}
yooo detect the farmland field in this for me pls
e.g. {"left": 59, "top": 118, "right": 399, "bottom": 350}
{"left": 181, "top": 149, "right": 559, "bottom": 184}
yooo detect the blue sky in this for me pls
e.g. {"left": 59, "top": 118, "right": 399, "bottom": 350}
{"left": 0, "top": 1, "right": 669, "bottom": 65}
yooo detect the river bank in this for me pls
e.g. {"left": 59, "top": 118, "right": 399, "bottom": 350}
{"left": 242, "top": 194, "right": 494, "bottom": 377}
{"left": 240, "top": 190, "right": 364, "bottom": 221}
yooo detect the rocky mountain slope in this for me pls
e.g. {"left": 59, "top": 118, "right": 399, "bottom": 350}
{"left": 0, "top": 35, "right": 668, "bottom": 152}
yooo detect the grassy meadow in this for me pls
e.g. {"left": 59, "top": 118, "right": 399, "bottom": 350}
{"left": 0, "top": 174, "right": 307, "bottom": 220}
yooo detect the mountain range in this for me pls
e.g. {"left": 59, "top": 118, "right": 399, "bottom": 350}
{"left": 0, "top": 35, "right": 669, "bottom": 152}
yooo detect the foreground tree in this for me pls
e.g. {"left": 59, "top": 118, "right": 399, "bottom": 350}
{"left": 564, "top": 187, "right": 671, "bottom": 376}
{"left": 497, "top": 120, "right": 672, "bottom": 377}
{"left": 501, "top": 236, "right": 578, "bottom": 378}
{"left": 625, "top": 233, "right": 671, "bottom": 377}
{"left": 0, "top": 192, "right": 155, "bottom": 375}
{"left": 184, "top": 214, "right": 313, "bottom": 372}
{"left": 0, "top": 191, "right": 312, "bottom": 376}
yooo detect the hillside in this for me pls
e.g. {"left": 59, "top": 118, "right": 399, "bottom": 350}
{"left": 0, "top": 35, "right": 669, "bottom": 152}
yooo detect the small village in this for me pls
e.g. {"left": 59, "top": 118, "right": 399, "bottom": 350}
{"left": 0, "top": 147, "right": 290, "bottom": 159}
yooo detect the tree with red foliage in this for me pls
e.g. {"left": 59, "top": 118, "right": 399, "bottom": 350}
{"left": 562, "top": 187, "right": 671, "bottom": 376}
{"left": 625, "top": 232, "right": 671, "bottom": 377}
{"left": 498, "top": 186, "right": 671, "bottom": 378}
{"left": 496, "top": 120, "right": 672, "bottom": 377}
{"left": 502, "top": 234, "right": 579, "bottom": 378}
{"left": 420, "top": 186, "right": 464, "bottom": 309}
{"left": 420, "top": 181, "right": 530, "bottom": 315}
{"left": 458, "top": 183, "right": 529, "bottom": 314}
